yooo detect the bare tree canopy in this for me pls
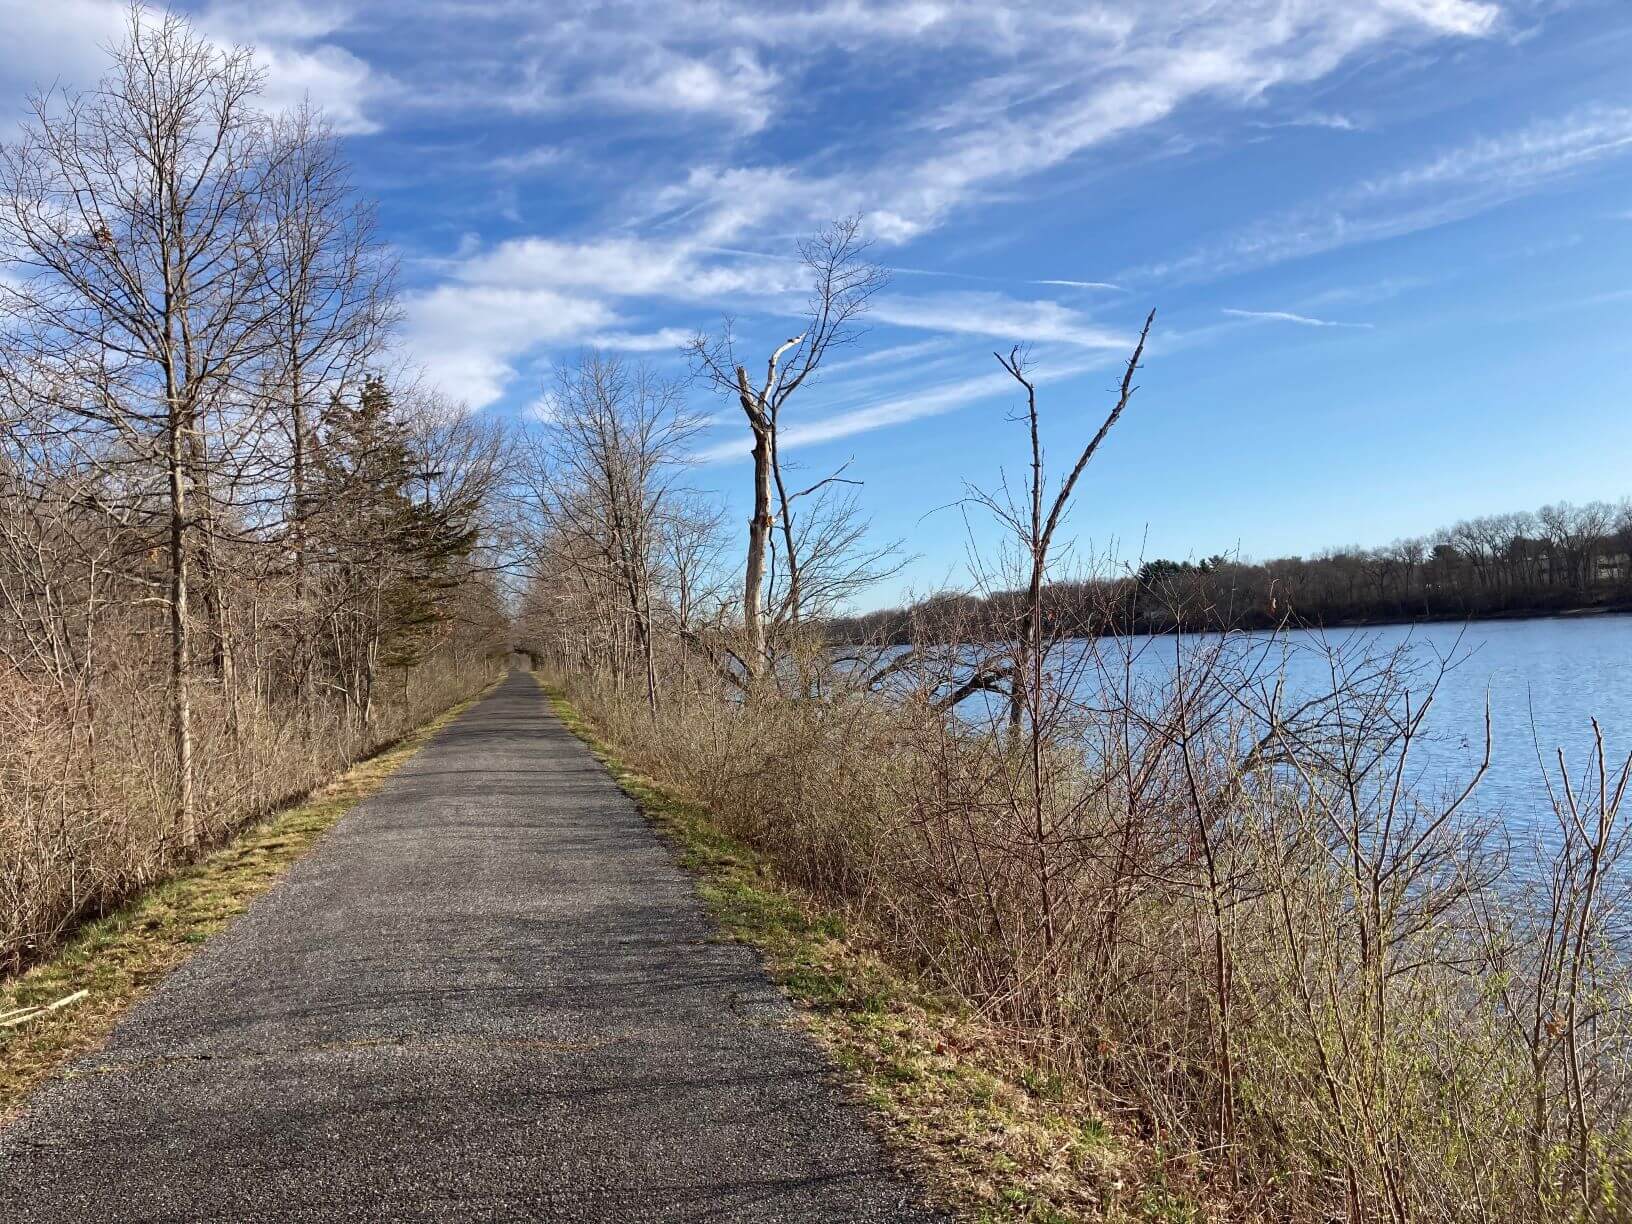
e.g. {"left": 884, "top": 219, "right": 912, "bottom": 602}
{"left": 687, "top": 215, "right": 897, "bottom": 683}
{"left": 0, "top": 8, "right": 507, "bottom": 971}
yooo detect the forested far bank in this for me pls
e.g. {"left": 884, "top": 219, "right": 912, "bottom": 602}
{"left": 826, "top": 495, "right": 1632, "bottom": 643}
{"left": 0, "top": 11, "right": 509, "bottom": 973}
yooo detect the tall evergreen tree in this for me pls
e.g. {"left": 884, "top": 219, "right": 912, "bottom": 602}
{"left": 308, "top": 376, "right": 477, "bottom": 721}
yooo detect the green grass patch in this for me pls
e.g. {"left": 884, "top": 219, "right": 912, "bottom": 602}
{"left": 540, "top": 679, "right": 1167, "bottom": 1223}
{"left": 0, "top": 691, "right": 485, "bottom": 1118}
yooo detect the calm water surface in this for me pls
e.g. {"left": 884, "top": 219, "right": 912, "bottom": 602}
{"left": 1106, "top": 616, "right": 1632, "bottom": 836}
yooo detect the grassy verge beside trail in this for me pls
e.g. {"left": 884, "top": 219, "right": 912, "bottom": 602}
{"left": 540, "top": 679, "right": 1190, "bottom": 1224}
{"left": 0, "top": 689, "right": 486, "bottom": 1118}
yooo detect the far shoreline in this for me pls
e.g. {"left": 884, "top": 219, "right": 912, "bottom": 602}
{"left": 828, "top": 602, "right": 1632, "bottom": 647}
{"left": 1305, "top": 603, "right": 1632, "bottom": 633}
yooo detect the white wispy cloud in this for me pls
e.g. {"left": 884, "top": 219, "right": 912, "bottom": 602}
{"left": 1034, "top": 279, "right": 1124, "bottom": 290}
{"left": 394, "top": 230, "right": 801, "bottom": 408}
{"left": 400, "top": 231, "right": 1141, "bottom": 408}
{"left": 1222, "top": 308, "right": 1374, "bottom": 329}
{"left": 1143, "top": 104, "right": 1632, "bottom": 282}
{"left": 819, "top": 339, "right": 957, "bottom": 377}
{"left": 871, "top": 293, "right": 1134, "bottom": 349}
{"left": 1355, "top": 105, "right": 1632, "bottom": 199}
{"left": 0, "top": 0, "right": 126, "bottom": 100}
{"left": 708, "top": 372, "right": 1017, "bottom": 461}
{"left": 557, "top": 0, "right": 1504, "bottom": 247}
{"left": 1250, "top": 110, "right": 1365, "bottom": 132}
{"left": 245, "top": 38, "right": 382, "bottom": 135}
{"left": 442, "top": 234, "right": 800, "bottom": 301}
{"left": 1301, "top": 277, "right": 1432, "bottom": 308}
{"left": 0, "top": 0, "right": 386, "bottom": 134}
{"left": 584, "top": 327, "right": 696, "bottom": 352}
{"left": 1563, "top": 287, "right": 1632, "bottom": 309}
{"left": 401, "top": 283, "right": 618, "bottom": 409}
{"left": 487, "top": 145, "right": 563, "bottom": 175}
{"left": 693, "top": 348, "right": 1120, "bottom": 462}
{"left": 504, "top": 45, "right": 779, "bottom": 133}
{"left": 882, "top": 266, "right": 1124, "bottom": 292}
{"left": 12, "top": 0, "right": 1500, "bottom": 412}
{"left": 8, "top": 0, "right": 1505, "bottom": 411}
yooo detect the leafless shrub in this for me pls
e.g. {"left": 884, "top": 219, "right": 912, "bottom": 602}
{"left": 530, "top": 299, "right": 1632, "bottom": 1219}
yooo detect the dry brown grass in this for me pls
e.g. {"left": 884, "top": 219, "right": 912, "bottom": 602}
{"left": 542, "top": 680, "right": 1189, "bottom": 1222}
{"left": 1, "top": 657, "right": 498, "bottom": 974}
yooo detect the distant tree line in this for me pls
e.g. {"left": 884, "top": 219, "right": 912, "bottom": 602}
{"left": 827, "top": 497, "right": 1632, "bottom": 643}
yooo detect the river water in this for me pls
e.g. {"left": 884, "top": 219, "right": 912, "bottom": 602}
{"left": 1073, "top": 615, "right": 1632, "bottom": 839}
{"left": 866, "top": 615, "right": 1632, "bottom": 843}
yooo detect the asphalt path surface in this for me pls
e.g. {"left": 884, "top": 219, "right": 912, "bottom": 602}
{"left": 0, "top": 671, "right": 940, "bottom": 1222}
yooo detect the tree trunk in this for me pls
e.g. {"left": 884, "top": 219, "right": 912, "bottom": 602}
{"left": 639, "top": 578, "right": 659, "bottom": 718}
{"left": 743, "top": 421, "right": 772, "bottom": 681}
{"left": 290, "top": 365, "right": 307, "bottom": 600}
{"left": 189, "top": 439, "right": 239, "bottom": 738}
{"left": 290, "top": 370, "right": 315, "bottom": 711}
{"left": 168, "top": 400, "right": 196, "bottom": 849}
{"left": 771, "top": 437, "right": 802, "bottom": 629}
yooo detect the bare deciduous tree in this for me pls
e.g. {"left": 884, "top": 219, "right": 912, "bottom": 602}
{"left": 0, "top": 8, "right": 508, "bottom": 969}
{"left": 0, "top": 8, "right": 285, "bottom": 845}
{"left": 518, "top": 353, "right": 702, "bottom": 715}
{"left": 689, "top": 216, "right": 888, "bottom": 681}
{"left": 260, "top": 101, "right": 397, "bottom": 666}
{"left": 964, "top": 311, "right": 1155, "bottom": 726}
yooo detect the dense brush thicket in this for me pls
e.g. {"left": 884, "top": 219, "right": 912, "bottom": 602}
{"left": 0, "top": 12, "right": 508, "bottom": 970}
{"left": 536, "top": 628, "right": 1631, "bottom": 1223}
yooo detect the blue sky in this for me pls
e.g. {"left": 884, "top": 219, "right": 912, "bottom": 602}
{"left": 3, "top": 0, "right": 1630, "bottom": 606}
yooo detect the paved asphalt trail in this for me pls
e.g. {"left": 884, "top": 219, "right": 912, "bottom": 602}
{"left": 0, "top": 671, "right": 940, "bottom": 1222}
